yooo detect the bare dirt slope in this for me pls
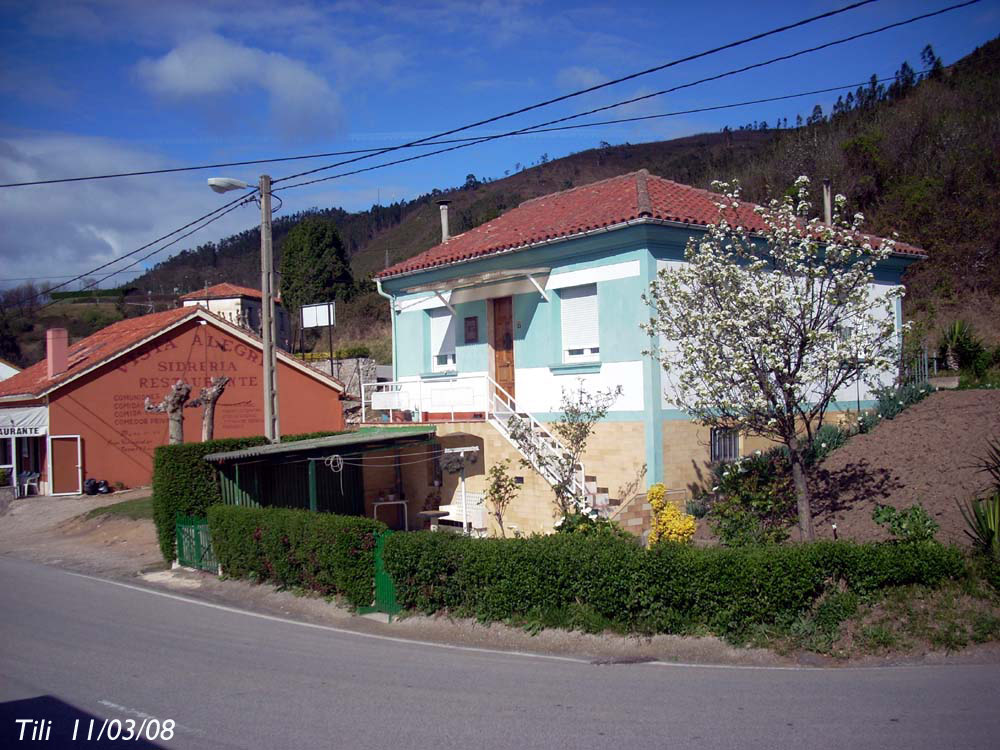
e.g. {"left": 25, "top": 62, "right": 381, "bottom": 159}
{"left": 808, "top": 390, "right": 1000, "bottom": 545}
{"left": 0, "top": 489, "right": 161, "bottom": 576}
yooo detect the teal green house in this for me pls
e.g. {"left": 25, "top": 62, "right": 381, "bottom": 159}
{"left": 368, "top": 171, "right": 923, "bottom": 534}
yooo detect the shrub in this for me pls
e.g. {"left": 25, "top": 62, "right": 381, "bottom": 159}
{"left": 648, "top": 483, "right": 696, "bottom": 546}
{"left": 685, "top": 494, "right": 710, "bottom": 519}
{"left": 152, "top": 437, "right": 267, "bottom": 561}
{"left": 152, "top": 430, "right": 346, "bottom": 561}
{"left": 872, "top": 504, "right": 940, "bottom": 543}
{"left": 707, "top": 449, "right": 796, "bottom": 546}
{"left": 383, "top": 533, "right": 964, "bottom": 637}
{"left": 554, "top": 512, "right": 634, "bottom": 541}
{"left": 207, "top": 505, "right": 385, "bottom": 607}
{"left": 804, "top": 423, "right": 852, "bottom": 464}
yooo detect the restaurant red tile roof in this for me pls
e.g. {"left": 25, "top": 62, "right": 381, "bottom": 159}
{"left": 180, "top": 282, "right": 263, "bottom": 301}
{"left": 0, "top": 307, "right": 198, "bottom": 399}
{"left": 0, "top": 306, "right": 341, "bottom": 400}
{"left": 376, "top": 170, "right": 925, "bottom": 278}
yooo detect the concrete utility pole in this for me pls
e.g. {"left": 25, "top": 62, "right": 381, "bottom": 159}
{"left": 259, "top": 175, "right": 280, "bottom": 442}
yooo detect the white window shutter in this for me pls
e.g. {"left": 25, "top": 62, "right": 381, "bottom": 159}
{"left": 561, "top": 284, "right": 599, "bottom": 351}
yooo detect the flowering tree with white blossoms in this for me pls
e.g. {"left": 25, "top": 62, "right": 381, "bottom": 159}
{"left": 643, "top": 177, "right": 904, "bottom": 541}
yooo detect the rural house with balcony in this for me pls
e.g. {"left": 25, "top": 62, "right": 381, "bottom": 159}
{"left": 369, "top": 170, "right": 924, "bottom": 535}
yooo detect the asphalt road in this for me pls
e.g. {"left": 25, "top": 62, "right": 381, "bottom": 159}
{"left": 1, "top": 556, "right": 998, "bottom": 750}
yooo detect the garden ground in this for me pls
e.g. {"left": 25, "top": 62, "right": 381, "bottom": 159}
{"left": 805, "top": 389, "right": 1000, "bottom": 545}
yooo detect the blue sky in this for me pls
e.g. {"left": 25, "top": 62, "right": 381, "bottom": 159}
{"left": 0, "top": 0, "right": 996, "bottom": 288}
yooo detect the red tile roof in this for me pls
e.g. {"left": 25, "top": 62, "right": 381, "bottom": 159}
{"left": 180, "top": 282, "right": 263, "bottom": 301}
{"left": 0, "top": 307, "right": 197, "bottom": 399}
{"left": 377, "top": 170, "right": 925, "bottom": 279}
{"left": 0, "top": 306, "right": 341, "bottom": 400}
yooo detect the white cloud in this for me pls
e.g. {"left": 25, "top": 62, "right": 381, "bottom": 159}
{"left": 0, "top": 134, "right": 258, "bottom": 288}
{"left": 136, "top": 34, "right": 341, "bottom": 139}
{"left": 556, "top": 66, "right": 607, "bottom": 92}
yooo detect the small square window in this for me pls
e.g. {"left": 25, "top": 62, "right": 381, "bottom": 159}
{"left": 710, "top": 428, "right": 740, "bottom": 463}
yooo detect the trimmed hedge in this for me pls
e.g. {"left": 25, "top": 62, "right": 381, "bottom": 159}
{"left": 383, "top": 533, "right": 965, "bottom": 636}
{"left": 207, "top": 505, "right": 386, "bottom": 607}
{"left": 152, "top": 430, "right": 346, "bottom": 561}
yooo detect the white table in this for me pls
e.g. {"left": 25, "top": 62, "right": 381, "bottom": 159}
{"left": 372, "top": 499, "right": 409, "bottom": 531}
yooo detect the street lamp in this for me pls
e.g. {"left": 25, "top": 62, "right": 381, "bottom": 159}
{"left": 207, "top": 175, "right": 280, "bottom": 442}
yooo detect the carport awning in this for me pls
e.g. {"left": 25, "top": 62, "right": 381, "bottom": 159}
{"left": 203, "top": 426, "right": 436, "bottom": 463}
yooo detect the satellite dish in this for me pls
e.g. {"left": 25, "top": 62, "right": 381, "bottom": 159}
{"left": 207, "top": 177, "right": 251, "bottom": 194}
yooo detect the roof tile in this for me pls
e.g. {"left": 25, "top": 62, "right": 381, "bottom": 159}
{"left": 376, "top": 171, "right": 925, "bottom": 278}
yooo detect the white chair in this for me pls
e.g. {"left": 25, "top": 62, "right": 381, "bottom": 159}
{"left": 18, "top": 471, "right": 40, "bottom": 498}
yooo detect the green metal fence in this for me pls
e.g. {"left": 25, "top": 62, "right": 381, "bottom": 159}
{"left": 359, "top": 530, "right": 401, "bottom": 620}
{"left": 175, "top": 516, "right": 218, "bottom": 572}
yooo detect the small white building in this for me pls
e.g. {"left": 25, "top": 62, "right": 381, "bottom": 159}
{"left": 180, "top": 282, "right": 291, "bottom": 350}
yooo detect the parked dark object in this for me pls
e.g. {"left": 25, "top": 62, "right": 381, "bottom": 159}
{"left": 83, "top": 478, "right": 98, "bottom": 495}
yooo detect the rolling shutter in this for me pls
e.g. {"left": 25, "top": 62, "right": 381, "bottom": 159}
{"left": 429, "top": 308, "right": 456, "bottom": 368}
{"left": 560, "top": 284, "right": 599, "bottom": 356}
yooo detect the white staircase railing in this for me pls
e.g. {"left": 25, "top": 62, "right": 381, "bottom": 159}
{"left": 484, "top": 378, "right": 588, "bottom": 502}
{"left": 361, "top": 374, "right": 589, "bottom": 504}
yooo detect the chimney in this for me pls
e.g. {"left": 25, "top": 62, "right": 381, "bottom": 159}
{"left": 822, "top": 178, "right": 832, "bottom": 225}
{"left": 437, "top": 200, "right": 451, "bottom": 242}
{"left": 47, "top": 328, "right": 68, "bottom": 379}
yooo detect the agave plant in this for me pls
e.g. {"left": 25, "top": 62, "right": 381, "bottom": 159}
{"left": 958, "top": 494, "right": 1000, "bottom": 559}
{"left": 937, "top": 320, "right": 982, "bottom": 372}
{"left": 976, "top": 437, "right": 1000, "bottom": 494}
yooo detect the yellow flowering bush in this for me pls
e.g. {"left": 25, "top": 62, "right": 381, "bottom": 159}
{"left": 648, "top": 483, "right": 697, "bottom": 546}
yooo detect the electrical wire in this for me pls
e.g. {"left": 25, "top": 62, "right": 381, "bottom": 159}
{"left": 0, "top": 0, "right": 882, "bottom": 191}
{"left": 10, "top": 187, "right": 258, "bottom": 308}
{"left": 6, "top": 1, "right": 970, "bottom": 296}
{"left": 0, "top": 69, "right": 932, "bottom": 287}
{"left": 274, "top": 1, "right": 976, "bottom": 191}
{"left": 34, "top": 195, "right": 256, "bottom": 312}
{"left": 271, "top": 0, "right": 888, "bottom": 186}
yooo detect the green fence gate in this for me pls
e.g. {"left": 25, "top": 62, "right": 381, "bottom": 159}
{"left": 359, "top": 530, "right": 401, "bottom": 621}
{"left": 175, "top": 515, "right": 218, "bottom": 572}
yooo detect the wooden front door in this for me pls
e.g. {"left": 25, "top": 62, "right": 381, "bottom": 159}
{"left": 492, "top": 297, "right": 515, "bottom": 399}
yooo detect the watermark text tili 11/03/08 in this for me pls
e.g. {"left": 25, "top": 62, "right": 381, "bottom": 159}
{"left": 14, "top": 717, "right": 176, "bottom": 742}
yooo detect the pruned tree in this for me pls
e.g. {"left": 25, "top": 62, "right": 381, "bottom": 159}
{"left": 643, "top": 177, "right": 903, "bottom": 541}
{"left": 187, "top": 376, "right": 231, "bottom": 441}
{"left": 145, "top": 380, "right": 192, "bottom": 445}
{"left": 509, "top": 383, "right": 622, "bottom": 518}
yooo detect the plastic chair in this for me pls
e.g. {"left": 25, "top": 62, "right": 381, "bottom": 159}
{"left": 18, "top": 471, "right": 39, "bottom": 497}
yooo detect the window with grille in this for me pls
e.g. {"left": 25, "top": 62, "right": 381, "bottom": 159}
{"left": 710, "top": 428, "right": 740, "bottom": 463}
{"left": 560, "top": 284, "right": 599, "bottom": 363}
{"left": 428, "top": 308, "right": 456, "bottom": 371}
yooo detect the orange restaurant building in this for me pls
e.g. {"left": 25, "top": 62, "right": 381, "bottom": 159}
{"left": 0, "top": 306, "right": 345, "bottom": 494}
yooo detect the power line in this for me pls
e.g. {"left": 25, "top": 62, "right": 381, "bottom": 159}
{"left": 12, "top": 188, "right": 258, "bottom": 307}
{"left": 4, "top": 2, "right": 972, "bottom": 299}
{"left": 271, "top": 0, "right": 887, "bottom": 186}
{"left": 0, "top": 70, "right": 931, "bottom": 288}
{"left": 275, "top": 0, "right": 975, "bottom": 192}
{"left": 35, "top": 197, "right": 257, "bottom": 312}
{"left": 0, "top": 143, "right": 450, "bottom": 189}
{"left": 0, "top": 1, "right": 881, "bottom": 191}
